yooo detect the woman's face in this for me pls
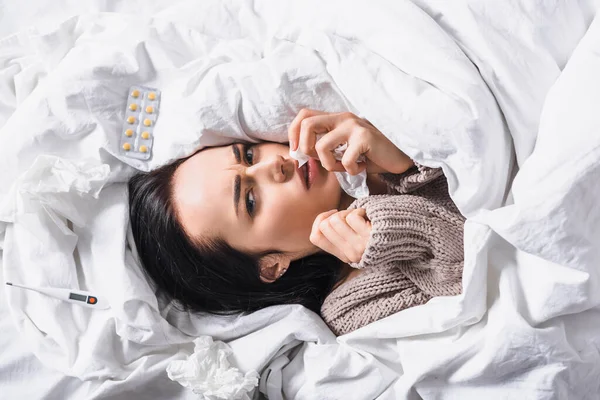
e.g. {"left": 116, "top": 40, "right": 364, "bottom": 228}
{"left": 172, "top": 142, "right": 346, "bottom": 260}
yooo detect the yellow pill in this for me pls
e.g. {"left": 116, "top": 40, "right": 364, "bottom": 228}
{"left": 127, "top": 116, "right": 135, "bottom": 124}
{"left": 141, "top": 131, "right": 150, "bottom": 139}
{"left": 131, "top": 90, "right": 140, "bottom": 98}
{"left": 129, "top": 103, "right": 138, "bottom": 111}
{"left": 147, "top": 92, "right": 156, "bottom": 101}
{"left": 145, "top": 106, "right": 154, "bottom": 113}
{"left": 122, "top": 143, "right": 131, "bottom": 151}
{"left": 139, "top": 145, "right": 148, "bottom": 153}
{"left": 143, "top": 118, "right": 152, "bottom": 127}
{"left": 125, "top": 129, "right": 134, "bottom": 137}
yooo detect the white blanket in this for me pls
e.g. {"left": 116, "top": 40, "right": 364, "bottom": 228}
{"left": 1, "top": 0, "right": 599, "bottom": 399}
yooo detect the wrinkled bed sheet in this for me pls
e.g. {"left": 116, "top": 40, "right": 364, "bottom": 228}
{"left": 1, "top": 0, "right": 599, "bottom": 399}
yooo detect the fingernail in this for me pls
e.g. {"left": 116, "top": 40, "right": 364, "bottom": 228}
{"left": 290, "top": 140, "right": 296, "bottom": 151}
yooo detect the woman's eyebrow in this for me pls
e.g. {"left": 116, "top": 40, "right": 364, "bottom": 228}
{"left": 233, "top": 174, "right": 241, "bottom": 217}
{"left": 232, "top": 144, "right": 241, "bottom": 164}
{"left": 231, "top": 144, "right": 242, "bottom": 217}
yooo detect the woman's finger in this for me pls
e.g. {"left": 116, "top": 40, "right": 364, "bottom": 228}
{"left": 340, "top": 140, "right": 368, "bottom": 176}
{"left": 310, "top": 230, "right": 346, "bottom": 262}
{"left": 318, "top": 212, "right": 352, "bottom": 260}
{"left": 346, "top": 208, "right": 371, "bottom": 238}
{"left": 328, "top": 210, "right": 357, "bottom": 241}
{"left": 328, "top": 211, "right": 367, "bottom": 263}
{"left": 297, "top": 114, "right": 342, "bottom": 159}
{"left": 288, "top": 109, "right": 327, "bottom": 151}
{"left": 311, "top": 231, "right": 349, "bottom": 263}
{"left": 314, "top": 127, "right": 350, "bottom": 172}
{"left": 311, "top": 209, "right": 338, "bottom": 231}
{"left": 310, "top": 210, "right": 349, "bottom": 262}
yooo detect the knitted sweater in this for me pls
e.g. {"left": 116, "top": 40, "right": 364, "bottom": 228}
{"left": 320, "top": 164, "right": 465, "bottom": 336}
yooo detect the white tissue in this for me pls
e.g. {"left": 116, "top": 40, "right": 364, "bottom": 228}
{"left": 166, "top": 336, "right": 260, "bottom": 400}
{"left": 0, "top": 155, "right": 110, "bottom": 227}
{"left": 289, "top": 134, "right": 370, "bottom": 198}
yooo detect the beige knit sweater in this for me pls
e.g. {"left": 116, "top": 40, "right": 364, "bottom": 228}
{"left": 320, "top": 164, "right": 465, "bottom": 336}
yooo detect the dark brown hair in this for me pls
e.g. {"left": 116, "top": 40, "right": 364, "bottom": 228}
{"left": 128, "top": 155, "right": 344, "bottom": 315}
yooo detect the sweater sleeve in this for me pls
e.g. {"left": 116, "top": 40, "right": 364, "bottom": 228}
{"left": 321, "top": 271, "right": 431, "bottom": 336}
{"left": 347, "top": 191, "right": 465, "bottom": 271}
{"left": 379, "top": 162, "right": 444, "bottom": 194}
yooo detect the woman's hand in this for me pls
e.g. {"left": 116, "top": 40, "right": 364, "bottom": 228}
{"left": 288, "top": 109, "right": 414, "bottom": 175}
{"left": 310, "top": 208, "right": 371, "bottom": 264}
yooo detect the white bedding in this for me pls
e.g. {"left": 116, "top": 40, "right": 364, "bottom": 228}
{"left": 1, "top": 0, "right": 599, "bottom": 399}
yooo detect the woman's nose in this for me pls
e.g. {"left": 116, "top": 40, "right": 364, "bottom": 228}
{"left": 246, "top": 155, "right": 286, "bottom": 183}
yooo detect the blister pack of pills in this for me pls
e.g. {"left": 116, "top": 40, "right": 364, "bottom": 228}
{"left": 119, "top": 86, "right": 161, "bottom": 160}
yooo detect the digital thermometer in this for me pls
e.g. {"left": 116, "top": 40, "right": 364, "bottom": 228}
{"left": 6, "top": 282, "right": 110, "bottom": 309}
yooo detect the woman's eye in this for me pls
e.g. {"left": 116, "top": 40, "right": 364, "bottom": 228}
{"left": 244, "top": 146, "right": 254, "bottom": 165}
{"left": 245, "top": 190, "right": 256, "bottom": 216}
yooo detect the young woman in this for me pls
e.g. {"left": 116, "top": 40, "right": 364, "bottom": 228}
{"left": 128, "top": 109, "right": 465, "bottom": 335}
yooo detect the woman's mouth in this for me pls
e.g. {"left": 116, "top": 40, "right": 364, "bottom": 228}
{"left": 301, "top": 163, "right": 309, "bottom": 189}
{"left": 296, "top": 163, "right": 309, "bottom": 190}
{"left": 297, "top": 158, "right": 319, "bottom": 190}
{"left": 307, "top": 158, "right": 319, "bottom": 189}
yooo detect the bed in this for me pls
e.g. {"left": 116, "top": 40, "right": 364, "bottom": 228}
{"left": 1, "top": 0, "right": 600, "bottom": 399}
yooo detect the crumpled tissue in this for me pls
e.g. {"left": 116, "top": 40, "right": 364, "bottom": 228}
{"left": 0, "top": 155, "right": 110, "bottom": 229}
{"left": 289, "top": 134, "right": 370, "bottom": 199}
{"left": 166, "top": 336, "right": 260, "bottom": 400}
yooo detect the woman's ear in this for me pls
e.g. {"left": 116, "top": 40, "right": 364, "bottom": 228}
{"left": 258, "top": 253, "right": 291, "bottom": 283}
